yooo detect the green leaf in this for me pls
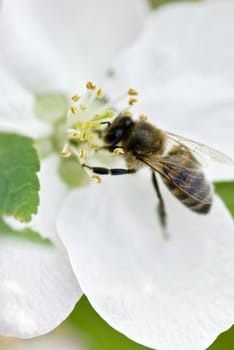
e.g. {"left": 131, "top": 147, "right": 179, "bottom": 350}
{"left": 214, "top": 182, "right": 234, "bottom": 217}
{"left": 0, "top": 132, "right": 40, "bottom": 222}
{"left": 0, "top": 218, "right": 52, "bottom": 245}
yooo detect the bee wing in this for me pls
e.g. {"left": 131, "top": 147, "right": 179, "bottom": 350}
{"left": 140, "top": 153, "right": 211, "bottom": 204}
{"left": 166, "top": 131, "right": 234, "bottom": 166}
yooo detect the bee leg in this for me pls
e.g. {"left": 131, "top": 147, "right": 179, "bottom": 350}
{"left": 151, "top": 172, "right": 169, "bottom": 239}
{"left": 83, "top": 163, "right": 136, "bottom": 175}
{"left": 100, "top": 121, "right": 111, "bottom": 127}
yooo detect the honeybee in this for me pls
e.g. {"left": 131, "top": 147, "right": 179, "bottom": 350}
{"left": 83, "top": 114, "right": 233, "bottom": 230}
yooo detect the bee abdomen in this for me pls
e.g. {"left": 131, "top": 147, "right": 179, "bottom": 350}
{"left": 161, "top": 166, "right": 212, "bottom": 214}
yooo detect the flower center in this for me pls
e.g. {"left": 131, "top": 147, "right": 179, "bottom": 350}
{"left": 60, "top": 81, "right": 139, "bottom": 181}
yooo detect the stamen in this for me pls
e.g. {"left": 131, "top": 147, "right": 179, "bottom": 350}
{"left": 96, "top": 88, "right": 104, "bottom": 98}
{"left": 128, "top": 88, "right": 138, "bottom": 96}
{"left": 60, "top": 149, "right": 71, "bottom": 158}
{"left": 86, "top": 81, "right": 96, "bottom": 90}
{"left": 92, "top": 110, "right": 114, "bottom": 122}
{"left": 91, "top": 174, "right": 102, "bottom": 183}
{"left": 70, "top": 105, "right": 78, "bottom": 114}
{"left": 89, "top": 144, "right": 100, "bottom": 150}
{"left": 72, "top": 130, "right": 81, "bottom": 138}
{"left": 123, "top": 111, "right": 133, "bottom": 117}
{"left": 113, "top": 147, "right": 125, "bottom": 155}
{"left": 128, "top": 98, "right": 138, "bottom": 106}
{"left": 71, "top": 94, "right": 80, "bottom": 102}
{"left": 80, "top": 131, "right": 88, "bottom": 141}
{"left": 139, "top": 114, "right": 148, "bottom": 121}
{"left": 79, "top": 149, "right": 87, "bottom": 159}
{"left": 80, "top": 104, "right": 88, "bottom": 111}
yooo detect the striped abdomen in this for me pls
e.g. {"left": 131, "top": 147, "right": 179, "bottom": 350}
{"left": 161, "top": 163, "right": 212, "bottom": 214}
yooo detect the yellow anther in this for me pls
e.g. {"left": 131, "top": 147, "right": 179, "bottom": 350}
{"left": 60, "top": 150, "right": 71, "bottom": 158}
{"left": 71, "top": 94, "right": 80, "bottom": 102}
{"left": 128, "top": 88, "right": 138, "bottom": 96}
{"left": 113, "top": 147, "right": 125, "bottom": 155}
{"left": 86, "top": 81, "right": 96, "bottom": 90}
{"left": 80, "top": 131, "right": 88, "bottom": 141}
{"left": 128, "top": 98, "right": 138, "bottom": 106}
{"left": 80, "top": 104, "right": 88, "bottom": 111}
{"left": 123, "top": 110, "right": 133, "bottom": 117}
{"left": 139, "top": 114, "right": 148, "bottom": 121}
{"left": 96, "top": 88, "right": 104, "bottom": 98}
{"left": 89, "top": 144, "right": 100, "bottom": 150}
{"left": 72, "top": 131, "right": 81, "bottom": 138}
{"left": 79, "top": 149, "right": 87, "bottom": 159}
{"left": 91, "top": 174, "right": 102, "bottom": 183}
{"left": 70, "top": 105, "right": 78, "bottom": 114}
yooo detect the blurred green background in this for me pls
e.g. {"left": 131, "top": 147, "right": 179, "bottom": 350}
{"left": 3, "top": 0, "right": 234, "bottom": 349}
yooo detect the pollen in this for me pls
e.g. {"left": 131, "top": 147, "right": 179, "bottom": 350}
{"left": 128, "top": 98, "right": 138, "bottom": 106}
{"left": 72, "top": 130, "right": 81, "bottom": 138}
{"left": 86, "top": 81, "right": 96, "bottom": 90}
{"left": 113, "top": 147, "right": 124, "bottom": 155}
{"left": 139, "top": 114, "right": 148, "bottom": 121}
{"left": 96, "top": 88, "right": 104, "bottom": 98}
{"left": 80, "top": 131, "right": 88, "bottom": 141}
{"left": 92, "top": 174, "right": 102, "bottom": 183}
{"left": 70, "top": 105, "right": 78, "bottom": 115}
{"left": 128, "top": 88, "right": 138, "bottom": 96}
{"left": 71, "top": 94, "right": 80, "bottom": 102}
{"left": 80, "top": 104, "right": 88, "bottom": 111}
{"left": 60, "top": 150, "right": 71, "bottom": 158}
{"left": 79, "top": 149, "right": 87, "bottom": 159}
{"left": 123, "top": 111, "right": 133, "bottom": 117}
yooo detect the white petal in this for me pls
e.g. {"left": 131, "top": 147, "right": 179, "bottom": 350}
{"left": 1, "top": 326, "right": 86, "bottom": 350}
{"left": 58, "top": 171, "right": 234, "bottom": 350}
{"left": 0, "top": 69, "right": 51, "bottom": 138}
{"left": 0, "top": 232, "right": 81, "bottom": 338}
{"left": 0, "top": 0, "right": 149, "bottom": 92}
{"left": 106, "top": 0, "right": 234, "bottom": 88}
{"left": 0, "top": 3, "right": 71, "bottom": 92}
{"left": 104, "top": 1, "right": 234, "bottom": 181}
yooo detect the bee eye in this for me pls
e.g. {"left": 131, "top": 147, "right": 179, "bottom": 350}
{"left": 104, "top": 128, "right": 123, "bottom": 144}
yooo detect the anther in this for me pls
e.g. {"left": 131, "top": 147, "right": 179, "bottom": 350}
{"left": 113, "top": 147, "right": 125, "bottom": 155}
{"left": 139, "top": 114, "right": 148, "bottom": 121}
{"left": 128, "top": 98, "right": 138, "bottom": 106}
{"left": 96, "top": 88, "right": 104, "bottom": 98}
{"left": 91, "top": 174, "right": 102, "bottom": 183}
{"left": 70, "top": 106, "right": 78, "bottom": 114}
{"left": 71, "top": 94, "right": 80, "bottom": 102}
{"left": 128, "top": 88, "right": 138, "bottom": 96}
{"left": 80, "top": 131, "right": 88, "bottom": 141}
{"left": 80, "top": 104, "right": 88, "bottom": 111}
{"left": 79, "top": 149, "right": 87, "bottom": 159}
{"left": 60, "top": 150, "right": 71, "bottom": 158}
{"left": 89, "top": 144, "right": 99, "bottom": 150}
{"left": 86, "top": 81, "right": 96, "bottom": 90}
{"left": 123, "top": 111, "right": 133, "bottom": 117}
{"left": 72, "top": 131, "right": 81, "bottom": 138}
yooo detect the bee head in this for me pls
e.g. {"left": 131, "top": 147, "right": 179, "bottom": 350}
{"left": 103, "top": 114, "right": 134, "bottom": 145}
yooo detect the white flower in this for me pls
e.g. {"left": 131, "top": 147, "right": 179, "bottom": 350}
{"left": 1, "top": 0, "right": 234, "bottom": 350}
{"left": 0, "top": 0, "right": 149, "bottom": 339}
{"left": 57, "top": 2, "right": 234, "bottom": 350}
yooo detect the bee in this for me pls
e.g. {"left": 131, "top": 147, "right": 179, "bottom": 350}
{"left": 83, "top": 114, "right": 233, "bottom": 232}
